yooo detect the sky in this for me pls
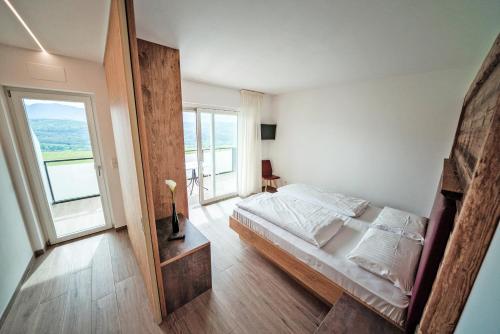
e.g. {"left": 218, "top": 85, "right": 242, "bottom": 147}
{"left": 23, "top": 99, "right": 84, "bottom": 109}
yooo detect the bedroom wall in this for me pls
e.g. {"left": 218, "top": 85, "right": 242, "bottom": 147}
{"left": 0, "top": 43, "right": 127, "bottom": 240}
{"left": 181, "top": 79, "right": 274, "bottom": 158}
{"left": 0, "top": 142, "right": 33, "bottom": 319}
{"left": 269, "top": 68, "right": 475, "bottom": 216}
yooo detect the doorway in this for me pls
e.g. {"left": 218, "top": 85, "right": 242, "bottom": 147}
{"left": 8, "top": 88, "right": 112, "bottom": 244}
{"left": 183, "top": 107, "right": 238, "bottom": 206}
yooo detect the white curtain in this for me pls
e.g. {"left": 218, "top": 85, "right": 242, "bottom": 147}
{"left": 238, "top": 90, "right": 262, "bottom": 197}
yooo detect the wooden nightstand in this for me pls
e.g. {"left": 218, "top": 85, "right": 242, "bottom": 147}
{"left": 156, "top": 215, "right": 212, "bottom": 313}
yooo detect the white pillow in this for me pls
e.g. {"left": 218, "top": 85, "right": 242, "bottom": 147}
{"left": 277, "top": 184, "right": 370, "bottom": 217}
{"left": 347, "top": 226, "right": 423, "bottom": 295}
{"left": 372, "top": 207, "right": 427, "bottom": 239}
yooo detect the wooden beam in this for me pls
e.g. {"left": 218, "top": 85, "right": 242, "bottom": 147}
{"left": 124, "top": 0, "right": 167, "bottom": 318}
{"left": 450, "top": 34, "right": 500, "bottom": 192}
{"left": 441, "top": 158, "right": 463, "bottom": 200}
{"left": 418, "top": 77, "right": 500, "bottom": 333}
{"left": 136, "top": 39, "right": 188, "bottom": 221}
{"left": 124, "top": 0, "right": 188, "bottom": 318}
{"left": 104, "top": 0, "right": 163, "bottom": 322}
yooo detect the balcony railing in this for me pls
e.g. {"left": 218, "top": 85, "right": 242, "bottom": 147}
{"left": 43, "top": 157, "right": 100, "bottom": 204}
{"left": 184, "top": 147, "right": 237, "bottom": 178}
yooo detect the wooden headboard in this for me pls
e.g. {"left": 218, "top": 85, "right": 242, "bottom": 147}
{"left": 418, "top": 34, "right": 500, "bottom": 332}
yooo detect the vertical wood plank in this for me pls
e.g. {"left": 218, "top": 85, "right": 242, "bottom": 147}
{"left": 124, "top": 0, "right": 167, "bottom": 318}
{"left": 91, "top": 238, "right": 115, "bottom": 300}
{"left": 419, "top": 34, "right": 500, "bottom": 332}
{"left": 31, "top": 293, "right": 67, "bottom": 334}
{"left": 39, "top": 249, "right": 71, "bottom": 303}
{"left": 136, "top": 38, "right": 188, "bottom": 220}
{"left": 108, "top": 231, "right": 137, "bottom": 283}
{"left": 419, "top": 105, "right": 499, "bottom": 333}
{"left": 92, "top": 293, "right": 120, "bottom": 334}
{"left": 62, "top": 268, "right": 92, "bottom": 334}
{"left": 0, "top": 265, "right": 48, "bottom": 333}
{"left": 105, "top": 0, "right": 163, "bottom": 320}
{"left": 115, "top": 276, "right": 159, "bottom": 334}
{"left": 451, "top": 34, "right": 499, "bottom": 191}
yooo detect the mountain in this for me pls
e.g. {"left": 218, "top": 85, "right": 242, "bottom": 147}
{"left": 25, "top": 103, "right": 87, "bottom": 122}
{"left": 29, "top": 119, "right": 91, "bottom": 152}
{"left": 183, "top": 114, "right": 237, "bottom": 151}
{"left": 25, "top": 104, "right": 236, "bottom": 154}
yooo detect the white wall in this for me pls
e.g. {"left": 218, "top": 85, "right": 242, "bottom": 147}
{"left": 269, "top": 68, "right": 474, "bottom": 216}
{"left": 0, "top": 142, "right": 33, "bottom": 318}
{"left": 182, "top": 79, "right": 240, "bottom": 109}
{"left": 0, "top": 44, "right": 127, "bottom": 245}
{"left": 181, "top": 79, "right": 274, "bottom": 158}
{"left": 456, "top": 226, "right": 500, "bottom": 333}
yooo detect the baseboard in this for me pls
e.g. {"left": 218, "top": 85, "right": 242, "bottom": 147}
{"left": 34, "top": 249, "right": 45, "bottom": 257}
{"left": 115, "top": 225, "right": 128, "bottom": 232}
{"left": 0, "top": 254, "right": 35, "bottom": 329}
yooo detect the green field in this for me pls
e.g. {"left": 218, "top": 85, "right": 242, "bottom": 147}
{"left": 42, "top": 150, "right": 93, "bottom": 166}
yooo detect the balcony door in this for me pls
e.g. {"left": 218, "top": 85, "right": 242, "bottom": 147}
{"left": 8, "top": 88, "right": 112, "bottom": 244}
{"left": 197, "top": 108, "right": 238, "bottom": 204}
{"left": 183, "top": 108, "right": 238, "bottom": 206}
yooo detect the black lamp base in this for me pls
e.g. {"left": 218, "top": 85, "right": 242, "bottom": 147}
{"left": 168, "top": 202, "right": 184, "bottom": 240}
{"left": 168, "top": 231, "right": 185, "bottom": 240}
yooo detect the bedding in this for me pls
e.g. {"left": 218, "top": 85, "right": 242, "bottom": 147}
{"left": 236, "top": 192, "right": 345, "bottom": 247}
{"left": 347, "top": 207, "right": 427, "bottom": 295}
{"left": 233, "top": 205, "right": 409, "bottom": 326}
{"left": 277, "top": 183, "right": 369, "bottom": 217}
{"left": 372, "top": 207, "right": 427, "bottom": 240}
{"left": 347, "top": 227, "right": 423, "bottom": 295}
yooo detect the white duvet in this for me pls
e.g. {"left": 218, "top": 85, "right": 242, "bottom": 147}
{"left": 278, "top": 184, "right": 370, "bottom": 217}
{"left": 236, "top": 192, "right": 345, "bottom": 247}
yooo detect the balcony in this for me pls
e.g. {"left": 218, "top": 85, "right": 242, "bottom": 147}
{"left": 185, "top": 147, "right": 237, "bottom": 207}
{"left": 43, "top": 158, "right": 105, "bottom": 237}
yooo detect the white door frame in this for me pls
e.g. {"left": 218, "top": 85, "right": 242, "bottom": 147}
{"left": 196, "top": 107, "right": 238, "bottom": 205}
{"left": 7, "top": 87, "right": 113, "bottom": 244}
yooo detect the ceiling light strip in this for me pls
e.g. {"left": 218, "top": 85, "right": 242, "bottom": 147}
{"left": 4, "top": 0, "right": 47, "bottom": 53}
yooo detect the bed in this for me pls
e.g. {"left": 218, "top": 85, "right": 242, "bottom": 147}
{"left": 228, "top": 183, "right": 456, "bottom": 332}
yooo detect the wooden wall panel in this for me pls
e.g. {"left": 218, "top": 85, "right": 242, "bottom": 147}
{"left": 125, "top": 0, "right": 188, "bottom": 317}
{"left": 136, "top": 39, "right": 188, "bottom": 220}
{"left": 419, "top": 34, "right": 500, "bottom": 333}
{"left": 451, "top": 36, "right": 500, "bottom": 193}
{"left": 125, "top": 0, "right": 167, "bottom": 316}
{"left": 104, "top": 0, "right": 161, "bottom": 322}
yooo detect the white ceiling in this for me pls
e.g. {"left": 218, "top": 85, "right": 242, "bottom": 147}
{"left": 0, "top": 0, "right": 110, "bottom": 62}
{"left": 135, "top": 0, "right": 500, "bottom": 94}
{"left": 0, "top": 1, "right": 498, "bottom": 94}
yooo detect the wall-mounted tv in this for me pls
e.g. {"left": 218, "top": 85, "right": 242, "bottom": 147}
{"left": 261, "top": 124, "right": 277, "bottom": 140}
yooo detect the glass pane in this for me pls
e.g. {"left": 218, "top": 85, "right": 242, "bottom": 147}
{"left": 183, "top": 111, "right": 199, "bottom": 206}
{"left": 22, "top": 98, "right": 105, "bottom": 237}
{"left": 214, "top": 114, "right": 237, "bottom": 197}
{"left": 200, "top": 112, "right": 214, "bottom": 201}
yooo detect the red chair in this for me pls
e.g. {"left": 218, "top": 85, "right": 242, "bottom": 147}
{"left": 262, "top": 160, "right": 280, "bottom": 192}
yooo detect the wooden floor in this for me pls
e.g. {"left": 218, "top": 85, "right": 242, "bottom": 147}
{"left": 0, "top": 227, "right": 158, "bottom": 334}
{"left": 1, "top": 197, "right": 401, "bottom": 334}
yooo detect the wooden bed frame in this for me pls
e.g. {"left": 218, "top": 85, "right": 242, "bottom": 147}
{"left": 229, "top": 216, "right": 404, "bottom": 329}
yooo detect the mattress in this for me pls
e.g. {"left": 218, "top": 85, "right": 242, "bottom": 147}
{"left": 233, "top": 205, "right": 408, "bottom": 326}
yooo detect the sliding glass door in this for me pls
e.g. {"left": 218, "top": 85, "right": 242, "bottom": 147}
{"left": 183, "top": 108, "right": 237, "bottom": 206}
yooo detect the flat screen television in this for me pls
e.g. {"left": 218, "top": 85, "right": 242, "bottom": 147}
{"left": 261, "top": 124, "right": 277, "bottom": 140}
